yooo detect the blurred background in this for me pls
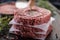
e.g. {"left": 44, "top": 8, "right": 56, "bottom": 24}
{"left": 0, "top": 0, "right": 60, "bottom": 9}
{"left": 0, "top": 0, "right": 60, "bottom": 40}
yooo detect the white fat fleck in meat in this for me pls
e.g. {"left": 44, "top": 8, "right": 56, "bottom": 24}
{"left": 25, "top": 11, "right": 42, "bottom": 17}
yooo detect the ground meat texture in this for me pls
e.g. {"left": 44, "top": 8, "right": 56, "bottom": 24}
{"left": 13, "top": 25, "right": 44, "bottom": 32}
{"left": 35, "top": 25, "right": 52, "bottom": 38}
{"left": 14, "top": 6, "right": 51, "bottom": 25}
{"left": 9, "top": 5, "right": 52, "bottom": 40}
{"left": 0, "top": 4, "right": 17, "bottom": 14}
{"left": 10, "top": 25, "right": 52, "bottom": 39}
{"left": 14, "top": 25, "right": 24, "bottom": 30}
{"left": 32, "top": 27, "right": 44, "bottom": 32}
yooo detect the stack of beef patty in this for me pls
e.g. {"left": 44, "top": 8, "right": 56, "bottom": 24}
{"left": 9, "top": 6, "right": 54, "bottom": 40}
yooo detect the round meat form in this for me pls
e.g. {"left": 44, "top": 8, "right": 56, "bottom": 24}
{"left": 35, "top": 25, "right": 52, "bottom": 38}
{"left": 14, "top": 6, "right": 51, "bottom": 25}
{"left": 0, "top": 4, "right": 17, "bottom": 14}
{"left": 10, "top": 25, "right": 52, "bottom": 39}
{"left": 13, "top": 25, "right": 44, "bottom": 32}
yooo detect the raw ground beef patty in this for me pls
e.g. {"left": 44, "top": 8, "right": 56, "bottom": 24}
{"left": 9, "top": 25, "right": 52, "bottom": 39}
{"left": 0, "top": 3, "right": 17, "bottom": 14}
{"left": 14, "top": 6, "right": 51, "bottom": 25}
